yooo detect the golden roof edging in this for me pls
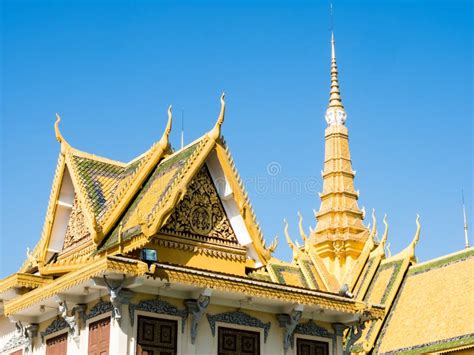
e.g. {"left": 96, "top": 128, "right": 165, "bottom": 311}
{"left": 21, "top": 153, "right": 66, "bottom": 271}
{"left": 4, "top": 257, "right": 148, "bottom": 316}
{"left": 146, "top": 136, "right": 211, "bottom": 235}
{"left": 215, "top": 141, "right": 276, "bottom": 264}
{"left": 352, "top": 248, "right": 414, "bottom": 352}
{"left": 150, "top": 237, "right": 247, "bottom": 262}
{"left": 152, "top": 262, "right": 385, "bottom": 317}
{"left": 63, "top": 149, "right": 102, "bottom": 240}
{"left": 0, "top": 273, "right": 53, "bottom": 295}
{"left": 343, "top": 210, "right": 379, "bottom": 291}
{"left": 101, "top": 136, "right": 211, "bottom": 257}
{"left": 307, "top": 250, "right": 339, "bottom": 292}
{"left": 96, "top": 106, "right": 173, "bottom": 245}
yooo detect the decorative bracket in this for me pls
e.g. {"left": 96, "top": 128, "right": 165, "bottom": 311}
{"left": 57, "top": 301, "right": 86, "bottom": 338}
{"left": 1, "top": 321, "right": 38, "bottom": 354}
{"left": 184, "top": 290, "right": 211, "bottom": 345}
{"left": 129, "top": 299, "right": 188, "bottom": 333}
{"left": 102, "top": 275, "right": 134, "bottom": 321}
{"left": 206, "top": 311, "right": 271, "bottom": 343}
{"left": 344, "top": 320, "right": 367, "bottom": 355}
{"left": 277, "top": 309, "right": 303, "bottom": 354}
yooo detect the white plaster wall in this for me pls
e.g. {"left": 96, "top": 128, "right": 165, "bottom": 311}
{"left": 0, "top": 294, "right": 335, "bottom": 355}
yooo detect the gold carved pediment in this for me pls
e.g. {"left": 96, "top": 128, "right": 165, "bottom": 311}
{"left": 160, "top": 166, "right": 238, "bottom": 244}
{"left": 62, "top": 194, "right": 92, "bottom": 251}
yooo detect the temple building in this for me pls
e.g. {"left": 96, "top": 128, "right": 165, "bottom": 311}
{"left": 0, "top": 31, "right": 473, "bottom": 355}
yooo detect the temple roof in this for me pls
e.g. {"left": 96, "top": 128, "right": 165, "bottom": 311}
{"left": 375, "top": 247, "right": 474, "bottom": 354}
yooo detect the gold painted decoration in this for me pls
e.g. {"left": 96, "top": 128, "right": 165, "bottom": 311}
{"left": 161, "top": 166, "right": 238, "bottom": 243}
{"left": 63, "top": 195, "right": 91, "bottom": 250}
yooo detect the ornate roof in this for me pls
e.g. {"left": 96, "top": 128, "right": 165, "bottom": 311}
{"left": 375, "top": 248, "right": 474, "bottom": 354}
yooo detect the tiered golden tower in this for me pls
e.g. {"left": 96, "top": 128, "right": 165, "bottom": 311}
{"left": 310, "top": 33, "right": 369, "bottom": 282}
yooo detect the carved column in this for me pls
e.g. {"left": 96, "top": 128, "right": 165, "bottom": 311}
{"left": 332, "top": 323, "right": 346, "bottom": 355}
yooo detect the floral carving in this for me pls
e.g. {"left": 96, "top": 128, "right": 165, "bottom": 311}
{"left": 161, "top": 166, "right": 237, "bottom": 242}
{"left": 41, "top": 318, "right": 69, "bottom": 341}
{"left": 86, "top": 300, "right": 114, "bottom": 320}
{"left": 63, "top": 195, "right": 91, "bottom": 250}
{"left": 129, "top": 299, "right": 188, "bottom": 333}
{"left": 206, "top": 311, "right": 271, "bottom": 343}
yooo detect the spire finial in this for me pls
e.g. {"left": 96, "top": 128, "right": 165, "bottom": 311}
{"left": 325, "top": 28, "right": 347, "bottom": 126}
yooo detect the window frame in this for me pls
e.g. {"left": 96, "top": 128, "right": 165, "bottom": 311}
{"left": 130, "top": 310, "right": 183, "bottom": 355}
{"left": 293, "top": 334, "right": 332, "bottom": 355}
{"left": 85, "top": 311, "right": 112, "bottom": 355}
{"left": 215, "top": 322, "right": 264, "bottom": 355}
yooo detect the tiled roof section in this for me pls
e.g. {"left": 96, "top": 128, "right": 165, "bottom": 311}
{"left": 71, "top": 154, "right": 135, "bottom": 219}
{"left": 349, "top": 252, "right": 412, "bottom": 353}
{"left": 98, "top": 142, "right": 200, "bottom": 252}
{"left": 375, "top": 248, "right": 474, "bottom": 354}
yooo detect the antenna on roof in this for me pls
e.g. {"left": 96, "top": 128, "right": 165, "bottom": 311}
{"left": 181, "top": 108, "right": 185, "bottom": 149}
{"left": 462, "top": 189, "right": 470, "bottom": 248}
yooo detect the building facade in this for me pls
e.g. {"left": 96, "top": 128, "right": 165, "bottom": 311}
{"left": 0, "top": 32, "right": 473, "bottom": 355}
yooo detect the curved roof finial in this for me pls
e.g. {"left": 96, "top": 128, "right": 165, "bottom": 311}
{"left": 369, "top": 209, "right": 377, "bottom": 241}
{"left": 284, "top": 218, "right": 295, "bottom": 251}
{"left": 297, "top": 211, "right": 308, "bottom": 243}
{"left": 401, "top": 214, "right": 421, "bottom": 260}
{"left": 209, "top": 93, "right": 226, "bottom": 141}
{"left": 412, "top": 214, "right": 421, "bottom": 246}
{"left": 54, "top": 113, "right": 70, "bottom": 152}
{"left": 380, "top": 214, "right": 389, "bottom": 244}
{"left": 54, "top": 113, "right": 64, "bottom": 143}
{"left": 158, "top": 105, "right": 173, "bottom": 151}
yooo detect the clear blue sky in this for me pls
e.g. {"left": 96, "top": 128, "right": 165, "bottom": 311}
{"left": 1, "top": 0, "right": 472, "bottom": 277}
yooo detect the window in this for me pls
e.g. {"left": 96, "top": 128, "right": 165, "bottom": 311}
{"left": 296, "top": 338, "right": 329, "bottom": 355}
{"left": 218, "top": 327, "right": 260, "bottom": 355}
{"left": 136, "top": 315, "right": 178, "bottom": 355}
{"left": 88, "top": 317, "right": 111, "bottom": 355}
{"left": 46, "top": 332, "right": 68, "bottom": 355}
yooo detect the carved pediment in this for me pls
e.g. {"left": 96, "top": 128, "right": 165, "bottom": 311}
{"left": 62, "top": 194, "right": 92, "bottom": 251}
{"left": 160, "top": 166, "right": 238, "bottom": 244}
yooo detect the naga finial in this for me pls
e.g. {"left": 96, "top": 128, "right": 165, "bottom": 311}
{"left": 284, "top": 219, "right": 295, "bottom": 251}
{"left": 158, "top": 105, "right": 173, "bottom": 151}
{"left": 400, "top": 214, "right": 421, "bottom": 260}
{"left": 209, "top": 93, "right": 226, "bottom": 141}
{"left": 54, "top": 113, "right": 71, "bottom": 153}
{"left": 380, "top": 214, "right": 388, "bottom": 244}
{"left": 412, "top": 214, "right": 421, "bottom": 246}
{"left": 268, "top": 235, "right": 278, "bottom": 254}
{"left": 297, "top": 212, "right": 308, "bottom": 243}
{"left": 369, "top": 209, "right": 377, "bottom": 241}
{"left": 54, "top": 113, "right": 63, "bottom": 143}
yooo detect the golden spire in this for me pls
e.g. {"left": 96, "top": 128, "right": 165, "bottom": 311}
{"left": 325, "top": 32, "right": 347, "bottom": 126}
{"left": 309, "top": 30, "right": 368, "bottom": 284}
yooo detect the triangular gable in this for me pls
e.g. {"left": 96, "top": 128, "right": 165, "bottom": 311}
{"left": 160, "top": 165, "right": 240, "bottom": 245}
{"left": 19, "top": 146, "right": 133, "bottom": 274}
{"left": 98, "top": 137, "right": 275, "bottom": 269}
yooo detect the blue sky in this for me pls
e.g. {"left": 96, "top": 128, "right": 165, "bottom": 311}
{"left": 1, "top": 0, "right": 472, "bottom": 277}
